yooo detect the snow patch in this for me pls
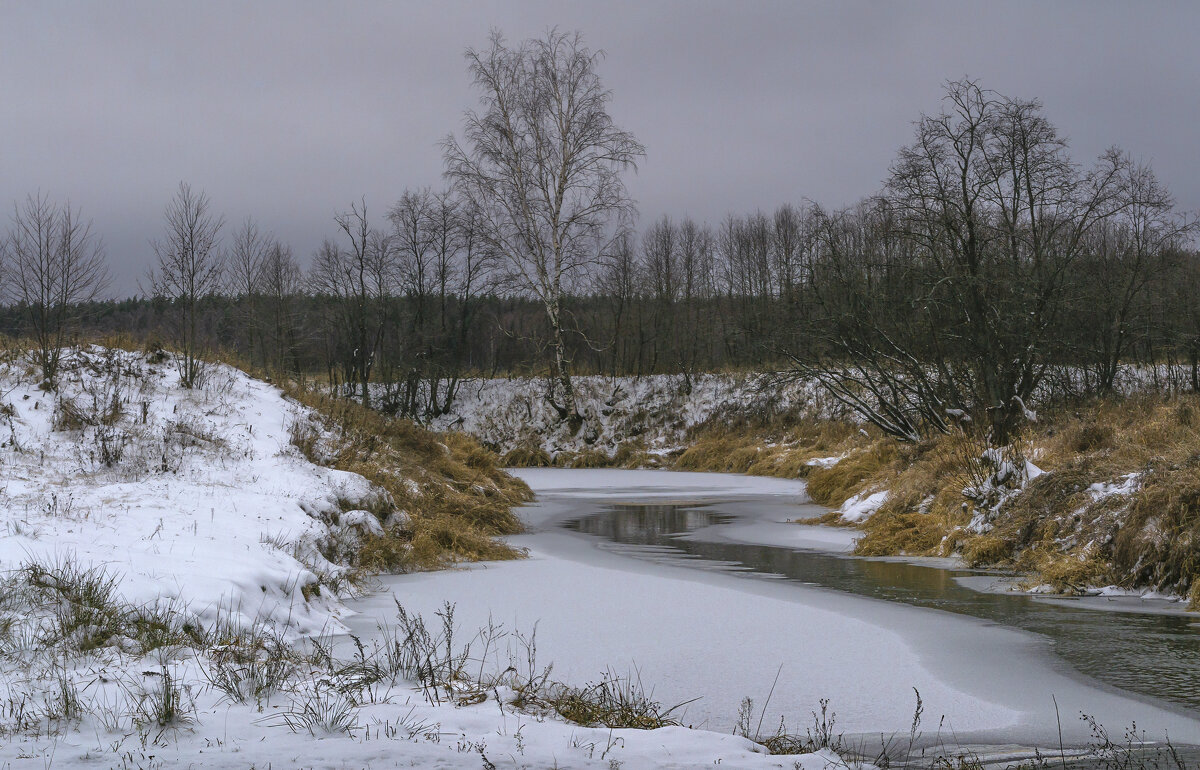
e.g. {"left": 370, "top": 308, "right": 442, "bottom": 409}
{"left": 839, "top": 490, "right": 890, "bottom": 523}
{"left": 806, "top": 453, "right": 846, "bottom": 469}
{"left": 1087, "top": 473, "right": 1140, "bottom": 501}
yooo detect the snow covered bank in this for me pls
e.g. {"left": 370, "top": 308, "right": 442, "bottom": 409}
{"left": 428, "top": 373, "right": 819, "bottom": 459}
{"left": 0, "top": 346, "right": 377, "bottom": 638}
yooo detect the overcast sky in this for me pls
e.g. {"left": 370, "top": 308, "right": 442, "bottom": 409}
{"left": 2, "top": 1, "right": 1197, "bottom": 296}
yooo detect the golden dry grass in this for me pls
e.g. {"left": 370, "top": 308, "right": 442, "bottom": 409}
{"left": 840, "top": 394, "right": 1200, "bottom": 599}
{"left": 804, "top": 439, "right": 899, "bottom": 507}
{"left": 501, "top": 444, "right": 554, "bottom": 467}
{"left": 282, "top": 382, "right": 531, "bottom": 572}
{"left": 1038, "top": 395, "right": 1200, "bottom": 474}
{"left": 1111, "top": 461, "right": 1200, "bottom": 593}
{"left": 675, "top": 413, "right": 867, "bottom": 482}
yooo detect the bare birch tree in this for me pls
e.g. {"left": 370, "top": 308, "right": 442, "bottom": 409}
{"left": 149, "top": 182, "right": 225, "bottom": 388}
{"left": 3, "top": 193, "right": 109, "bottom": 386}
{"left": 444, "top": 29, "right": 645, "bottom": 428}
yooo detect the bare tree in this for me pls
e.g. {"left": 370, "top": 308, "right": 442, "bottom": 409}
{"left": 444, "top": 28, "right": 645, "bottom": 428}
{"left": 308, "top": 200, "right": 392, "bottom": 407}
{"left": 4, "top": 193, "right": 110, "bottom": 386}
{"left": 643, "top": 216, "right": 678, "bottom": 373}
{"left": 1077, "top": 162, "right": 1197, "bottom": 392}
{"left": 676, "top": 216, "right": 715, "bottom": 385}
{"left": 226, "top": 217, "right": 271, "bottom": 367}
{"left": 785, "top": 80, "right": 1134, "bottom": 444}
{"left": 386, "top": 189, "right": 495, "bottom": 416}
{"left": 387, "top": 188, "right": 437, "bottom": 414}
{"left": 259, "top": 240, "right": 303, "bottom": 375}
{"left": 149, "top": 182, "right": 225, "bottom": 388}
{"left": 226, "top": 217, "right": 268, "bottom": 298}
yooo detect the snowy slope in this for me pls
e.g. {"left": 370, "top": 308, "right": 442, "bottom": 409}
{"left": 0, "top": 346, "right": 379, "bottom": 637}
{"left": 429, "top": 373, "right": 821, "bottom": 459}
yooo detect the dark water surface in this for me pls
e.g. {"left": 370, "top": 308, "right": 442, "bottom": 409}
{"left": 564, "top": 503, "right": 1200, "bottom": 716}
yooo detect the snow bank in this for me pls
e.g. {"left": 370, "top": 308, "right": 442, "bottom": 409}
{"left": 838, "top": 490, "right": 889, "bottom": 523}
{"left": 428, "top": 373, "right": 821, "bottom": 459}
{"left": 0, "top": 347, "right": 377, "bottom": 637}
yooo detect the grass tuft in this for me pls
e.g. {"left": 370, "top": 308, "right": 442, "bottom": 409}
{"left": 547, "top": 669, "right": 687, "bottom": 730}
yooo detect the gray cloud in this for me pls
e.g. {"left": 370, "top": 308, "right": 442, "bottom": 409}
{"left": 2, "top": 1, "right": 1197, "bottom": 295}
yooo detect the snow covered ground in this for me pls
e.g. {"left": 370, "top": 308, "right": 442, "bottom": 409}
{"left": 0, "top": 351, "right": 851, "bottom": 769}
{"left": 0, "top": 347, "right": 375, "bottom": 638}
{"left": 3, "top": 353, "right": 1196, "bottom": 769}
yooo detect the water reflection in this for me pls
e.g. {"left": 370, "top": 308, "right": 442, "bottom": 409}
{"left": 565, "top": 503, "right": 1200, "bottom": 714}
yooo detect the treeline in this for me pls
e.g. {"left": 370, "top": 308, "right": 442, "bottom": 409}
{"left": 1, "top": 39, "right": 1196, "bottom": 444}
{"left": 1, "top": 177, "right": 1195, "bottom": 416}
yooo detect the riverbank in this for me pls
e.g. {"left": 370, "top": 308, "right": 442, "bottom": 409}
{"left": 430, "top": 375, "right": 1200, "bottom": 608}
{"left": 676, "top": 395, "right": 1200, "bottom": 611}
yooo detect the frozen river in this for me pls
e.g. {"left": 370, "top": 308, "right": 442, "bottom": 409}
{"left": 346, "top": 469, "right": 1200, "bottom": 753}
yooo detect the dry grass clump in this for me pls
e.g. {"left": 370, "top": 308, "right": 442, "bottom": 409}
{"left": 611, "top": 440, "right": 655, "bottom": 468}
{"left": 1111, "top": 460, "right": 1200, "bottom": 596}
{"left": 675, "top": 413, "right": 866, "bottom": 481}
{"left": 855, "top": 512, "right": 954, "bottom": 557}
{"left": 805, "top": 439, "right": 899, "bottom": 507}
{"left": 283, "top": 383, "right": 531, "bottom": 572}
{"left": 674, "top": 434, "right": 761, "bottom": 474}
{"left": 500, "top": 443, "right": 554, "bottom": 467}
{"left": 958, "top": 534, "right": 1010, "bottom": 567}
{"left": 853, "top": 435, "right": 980, "bottom": 556}
{"left": 546, "top": 670, "right": 687, "bottom": 730}
{"left": 1020, "top": 547, "right": 1109, "bottom": 593}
